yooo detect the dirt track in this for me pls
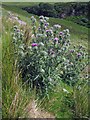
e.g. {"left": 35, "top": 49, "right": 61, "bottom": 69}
{"left": 26, "top": 100, "right": 55, "bottom": 118}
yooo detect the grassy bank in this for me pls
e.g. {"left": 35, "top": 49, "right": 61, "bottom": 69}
{"left": 2, "top": 3, "right": 89, "bottom": 119}
{"left": 2, "top": 12, "right": 33, "bottom": 118}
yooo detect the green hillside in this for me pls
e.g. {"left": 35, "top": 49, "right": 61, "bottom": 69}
{"left": 2, "top": 2, "right": 88, "bottom": 49}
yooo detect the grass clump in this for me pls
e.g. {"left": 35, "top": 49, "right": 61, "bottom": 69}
{"left": 2, "top": 15, "right": 32, "bottom": 118}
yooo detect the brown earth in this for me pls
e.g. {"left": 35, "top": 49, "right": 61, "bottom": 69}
{"left": 25, "top": 100, "right": 55, "bottom": 118}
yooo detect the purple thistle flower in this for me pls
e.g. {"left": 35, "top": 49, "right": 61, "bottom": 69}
{"left": 59, "top": 32, "right": 63, "bottom": 35}
{"left": 17, "top": 29, "right": 20, "bottom": 32}
{"left": 77, "top": 53, "right": 82, "bottom": 57}
{"left": 46, "top": 29, "right": 52, "bottom": 32}
{"left": 70, "top": 49, "right": 75, "bottom": 53}
{"left": 46, "top": 29, "right": 53, "bottom": 36}
{"left": 60, "top": 32, "right": 63, "bottom": 34}
{"left": 54, "top": 37, "right": 59, "bottom": 41}
{"left": 45, "top": 23, "right": 49, "bottom": 27}
{"left": 31, "top": 43, "right": 38, "bottom": 47}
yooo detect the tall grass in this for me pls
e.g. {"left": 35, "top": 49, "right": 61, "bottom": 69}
{"left": 2, "top": 15, "right": 32, "bottom": 118}
{"left": 37, "top": 78, "right": 88, "bottom": 118}
{"left": 73, "top": 80, "right": 88, "bottom": 118}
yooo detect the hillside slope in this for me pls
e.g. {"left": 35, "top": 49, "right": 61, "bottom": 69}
{"left": 2, "top": 3, "right": 89, "bottom": 119}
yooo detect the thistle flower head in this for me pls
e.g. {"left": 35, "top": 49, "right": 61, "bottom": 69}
{"left": 70, "top": 49, "right": 75, "bottom": 53}
{"left": 54, "top": 24, "right": 61, "bottom": 29}
{"left": 54, "top": 37, "right": 59, "bottom": 41}
{"left": 45, "top": 22, "right": 49, "bottom": 27}
{"left": 66, "top": 29, "right": 69, "bottom": 33}
{"left": 46, "top": 29, "right": 53, "bottom": 36}
{"left": 46, "top": 29, "right": 53, "bottom": 33}
{"left": 59, "top": 32, "right": 63, "bottom": 35}
{"left": 17, "top": 29, "right": 20, "bottom": 33}
{"left": 39, "top": 15, "right": 44, "bottom": 19}
{"left": 31, "top": 16, "right": 36, "bottom": 23}
{"left": 77, "top": 53, "right": 82, "bottom": 57}
{"left": 31, "top": 16, "right": 34, "bottom": 19}
{"left": 31, "top": 43, "right": 38, "bottom": 47}
{"left": 44, "top": 17, "right": 49, "bottom": 21}
{"left": 40, "top": 19, "right": 44, "bottom": 23}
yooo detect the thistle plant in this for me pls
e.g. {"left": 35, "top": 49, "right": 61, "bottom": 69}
{"left": 12, "top": 16, "right": 88, "bottom": 97}
{"left": 12, "top": 25, "right": 24, "bottom": 58}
